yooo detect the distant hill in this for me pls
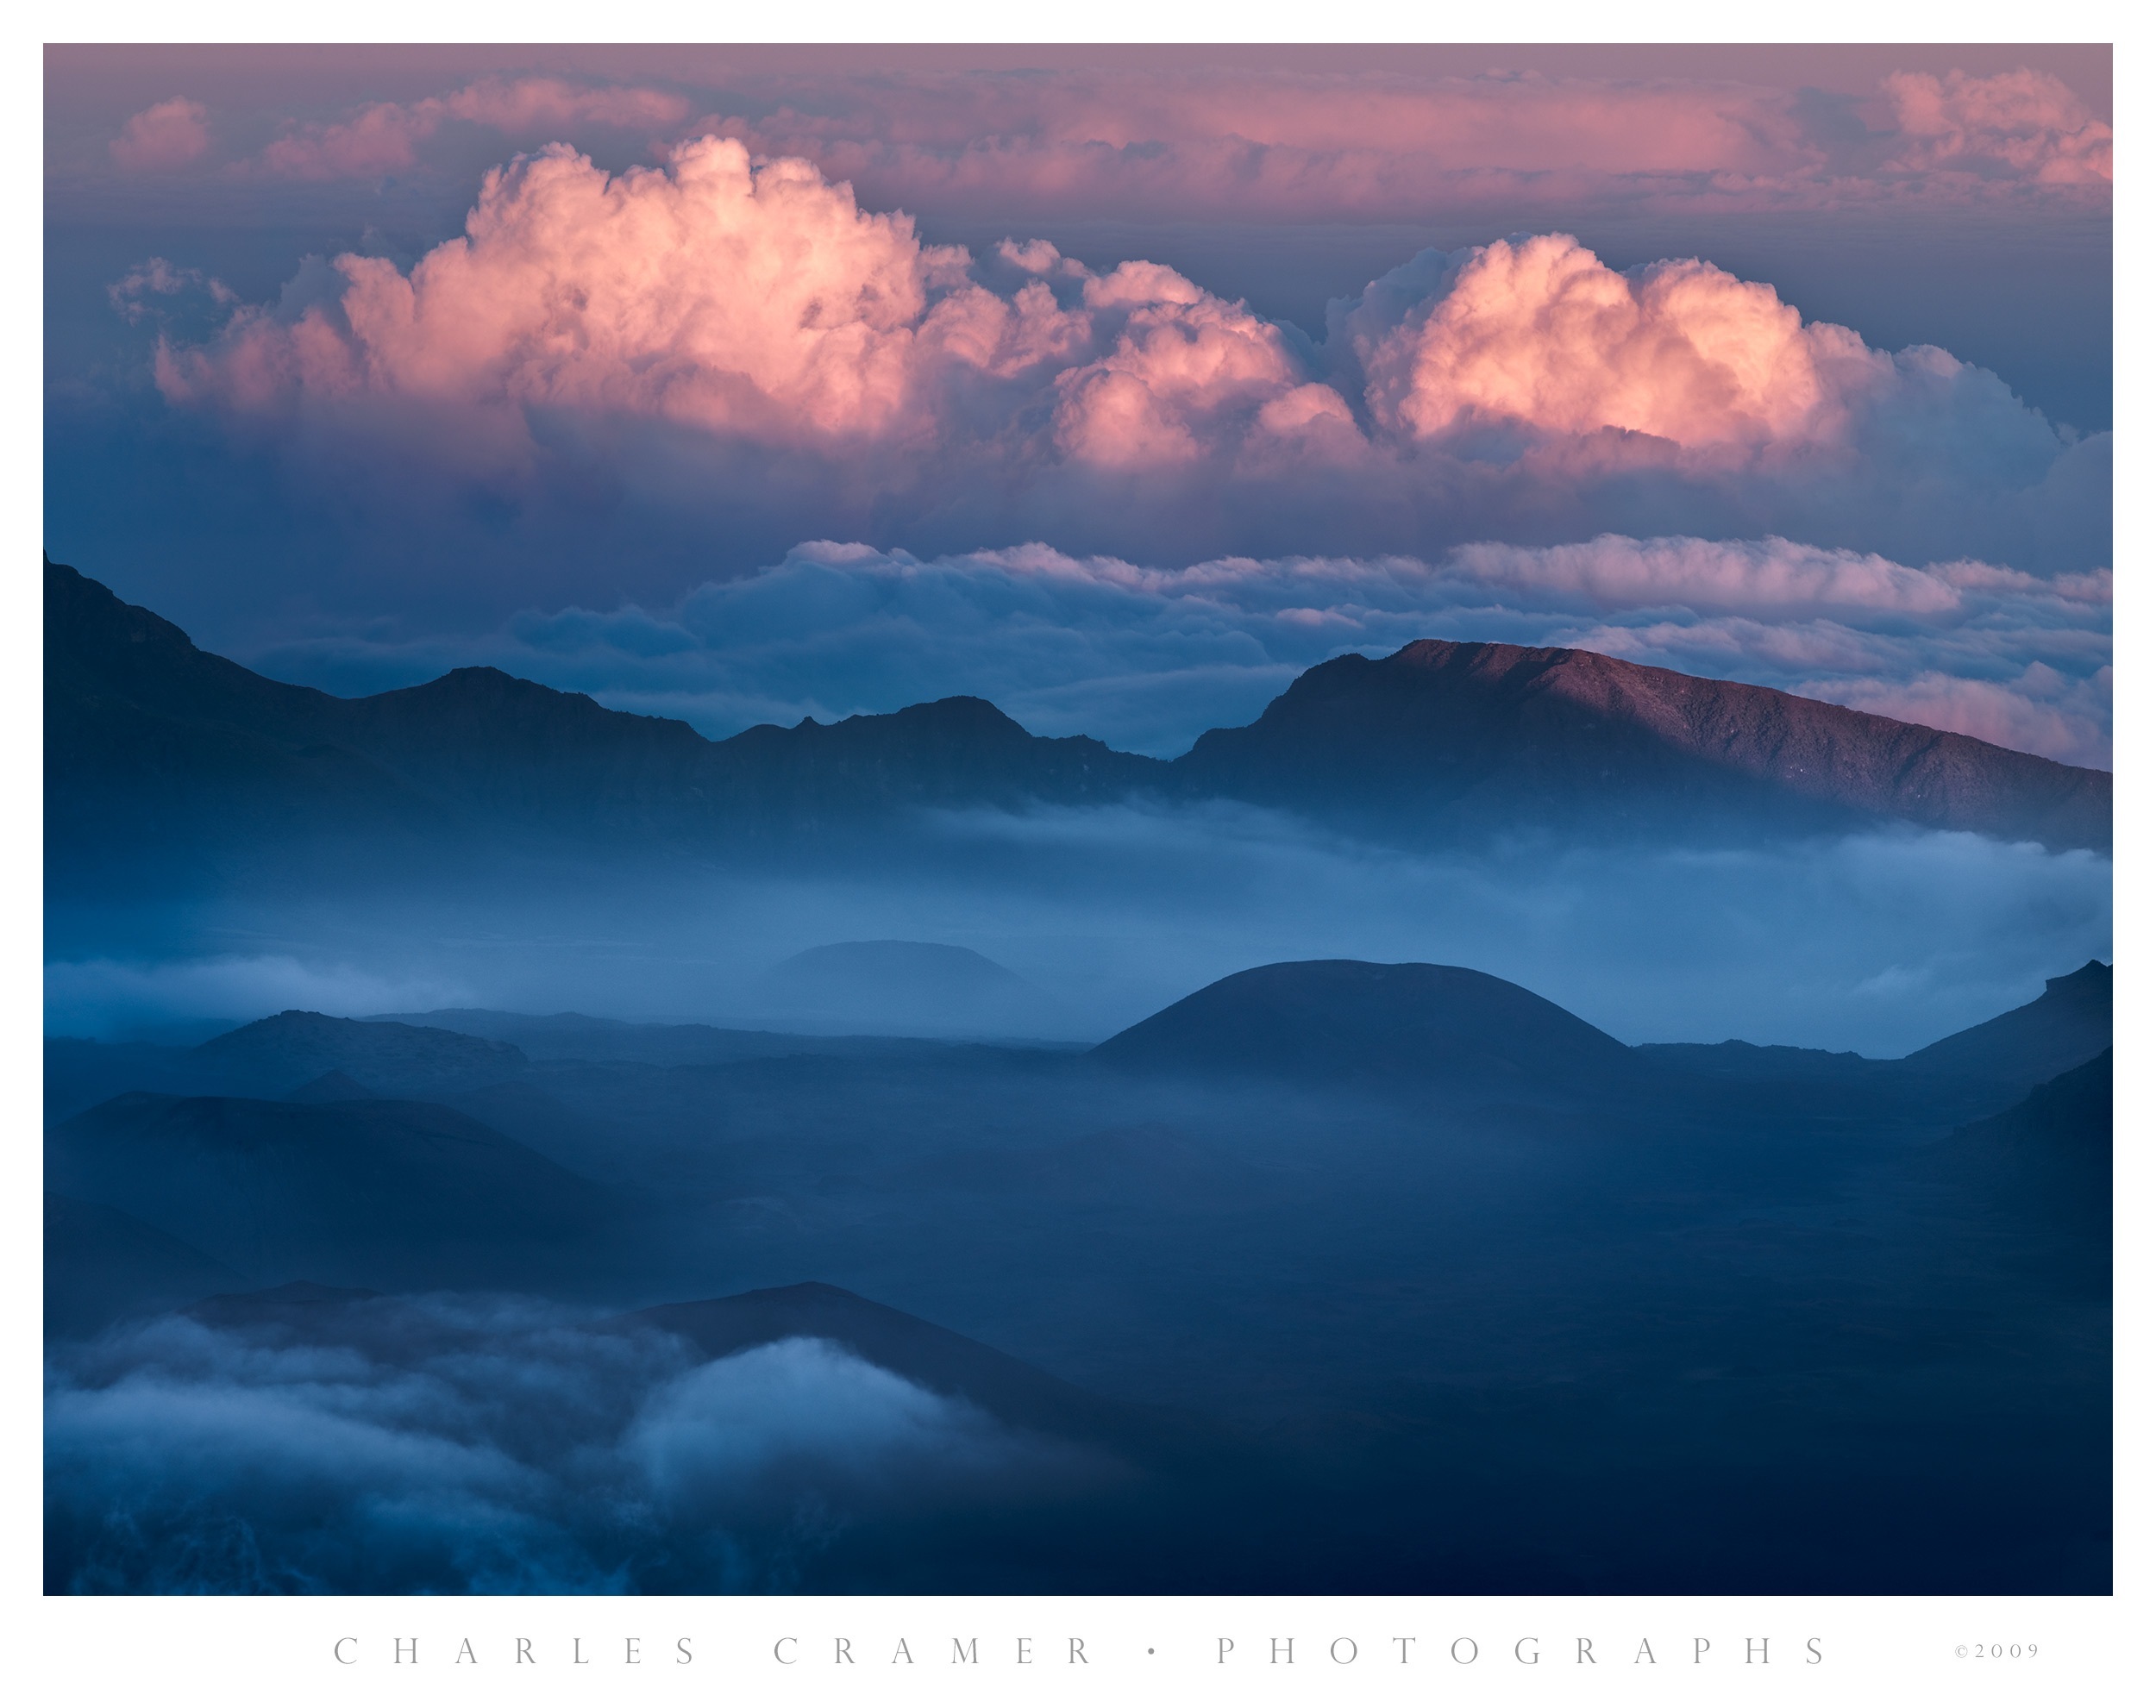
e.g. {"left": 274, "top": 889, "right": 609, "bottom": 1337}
{"left": 1935, "top": 1048, "right": 2110, "bottom": 1295}
{"left": 1957, "top": 1048, "right": 2112, "bottom": 1158}
{"left": 1174, "top": 639, "right": 2110, "bottom": 851}
{"left": 622, "top": 1282, "right": 1146, "bottom": 1449}
{"left": 47, "top": 557, "right": 1158, "bottom": 880}
{"left": 1092, "top": 959, "right": 1638, "bottom": 1094}
{"left": 191, "top": 1010, "right": 530, "bottom": 1099}
{"left": 368, "top": 1009, "right": 994, "bottom": 1065}
{"left": 47, "top": 1092, "right": 612, "bottom": 1291}
{"left": 1633, "top": 1040, "right": 1896, "bottom": 1085}
{"left": 1903, "top": 960, "right": 2111, "bottom": 1089}
{"left": 48, "top": 560, "right": 2109, "bottom": 873}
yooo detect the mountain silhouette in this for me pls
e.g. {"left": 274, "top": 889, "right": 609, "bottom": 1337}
{"left": 1956, "top": 1048, "right": 2112, "bottom": 1159}
{"left": 1091, "top": 958, "right": 1637, "bottom": 1092}
{"left": 192, "top": 1010, "right": 530, "bottom": 1099}
{"left": 1174, "top": 638, "right": 2110, "bottom": 850}
{"left": 47, "top": 559, "right": 2109, "bottom": 867}
{"left": 47, "top": 1091, "right": 613, "bottom": 1290}
{"left": 1936, "top": 1048, "right": 2111, "bottom": 1296}
{"left": 1903, "top": 960, "right": 2111, "bottom": 1089}
{"left": 621, "top": 1282, "right": 1153, "bottom": 1450}
{"left": 46, "top": 557, "right": 1157, "bottom": 877}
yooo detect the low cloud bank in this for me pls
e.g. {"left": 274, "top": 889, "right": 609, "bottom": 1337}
{"left": 254, "top": 535, "right": 2112, "bottom": 768}
{"left": 46, "top": 812, "right": 2112, "bottom": 1058}
{"left": 47, "top": 1300, "right": 1095, "bottom": 1592}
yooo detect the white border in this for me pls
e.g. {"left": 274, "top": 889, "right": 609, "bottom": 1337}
{"left": 14, "top": 7, "right": 2142, "bottom": 1705}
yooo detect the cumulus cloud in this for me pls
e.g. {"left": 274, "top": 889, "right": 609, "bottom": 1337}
{"left": 170, "top": 139, "right": 957, "bottom": 440}
{"left": 1341, "top": 235, "right": 1883, "bottom": 452}
{"left": 47, "top": 1300, "right": 1106, "bottom": 1592}
{"left": 257, "top": 77, "right": 691, "bottom": 180}
{"left": 142, "top": 143, "right": 2102, "bottom": 575}
{"left": 109, "top": 98, "right": 210, "bottom": 171}
{"left": 255, "top": 535, "right": 2111, "bottom": 770}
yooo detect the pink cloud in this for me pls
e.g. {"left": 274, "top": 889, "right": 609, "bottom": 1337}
{"left": 1343, "top": 235, "right": 1883, "bottom": 454}
{"left": 1882, "top": 69, "right": 2110, "bottom": 185}
{"left": 260, "top": 101, "right": 433, "bottom": 178}
{"left": 197, "top": 147, "right": 1915, "bottom": 466}
{"left": 150, "top": 142, "right": 2101, "bottom": 578}
{"left": 195, "top": 60, "right": 2109, "bottom": 213}
{"left": 442, "top": 77, "right": 690, "bottom": 134}
{"left": 109, "top": 97, "right": 210, "bottom": 172}
{"left": 256, "top": 77, "right": 692, "bottom": 180}
{"left": 711, "top": 71, "right": 1812, "bottom": 222}
{"left": 671, "top": 64, "right": 2105, "bottom": 222}
{"left": 1819, "top": 666, "right": 2112, "bottom": 768}
{"left": 176, "top": 140, "right": 950, "bottom": 435}
{"left": 1054, "top": 272, "right": 1305, "bottom": 468}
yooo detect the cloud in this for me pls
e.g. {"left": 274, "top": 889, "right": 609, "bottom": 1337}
{"left": 172, "top": 139, "right": 956, "bottom": 440}
{"left": 142, "top": 143, "right": 2103, "bottom": 577}
{"left": 713, "top": 64, "right": 2109, "bottom": 218}
{"left": 1342, "top": 235, "right": 1881, "bottom": 451}
{"left": 626, "top": 1337, "right": 1054, "bottom": 1516}
{"left": 47, "top": 1301, "right": 1109, "bottom": 1592}
{"left": 200, "top": 63, "right": 2107, "bottom": 216}
{"left": 1881, "top": 69, "right": 2111, "bottom": 185}
{"left": 256, "top": 77, "right": 692, "bottom": 180}
{"left": 1821, "top": 664, "right": 2112, "bottom": 765}
{"left": 890, "top": 804, "right": 2110, "bottom": 1054}
{"left": 255, "top": 535, "right": 2112, "bottom": 769}
{"left": 109, "top": 98, "right": 210, "bottom": 171}
{"left": 106, "top": 258, "right": 236, "bottom": 326}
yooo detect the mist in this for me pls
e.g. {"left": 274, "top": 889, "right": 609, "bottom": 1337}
{"left": 47, "top": 1299, "right": 1105, "bottom": 1593}
{"left": 47, "top": 802, "right": 2110, "bottom": 1057}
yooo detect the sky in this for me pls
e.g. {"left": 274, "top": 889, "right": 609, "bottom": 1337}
{"left": 43, "top": 43, "right": 2112, "bottom": 772}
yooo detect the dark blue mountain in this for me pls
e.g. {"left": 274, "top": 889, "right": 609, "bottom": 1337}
{"left": 48, "top": 557, "right": 2109, "bottom": 873}
{"left": 1091, "top": 958, "right": 1638, "bottom": 1092}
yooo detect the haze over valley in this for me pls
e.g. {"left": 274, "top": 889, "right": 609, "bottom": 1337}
{"left": 44, "top": 43, "right": 2111, "bottom": 1602}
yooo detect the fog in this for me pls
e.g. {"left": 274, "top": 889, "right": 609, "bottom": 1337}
{"left": 47, "top": 1302, "right": 1105, "bottom": 1593}
{"left": 47, "top": 803, "right": 2110, "bottom": 1056}
{"left": 44, "top": 801, "right": 2112, "bottom": 1594}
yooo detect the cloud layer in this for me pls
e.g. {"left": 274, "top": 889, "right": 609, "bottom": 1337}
{"left": 137, "top": 139, "right": 2105, "bottom": 582}
{"left": 41, "top": 810, "right": 2112, "bottom": 1057}
{"left": 101, "top": 65, "right": 2108, "bottom": 216}
{"left": 709, "top": 64, "right": 2113, "bottom": 217}
{"left": 47, "top": 1301, "right": 1100, "bottom": 1592}
{"left": 252, "top": 535, "right": 2111, "bottom": 769}
{"left": 255, "top": 78, "right": 691, "bottom": 181}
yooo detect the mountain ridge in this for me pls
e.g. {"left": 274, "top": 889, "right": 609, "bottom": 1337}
{"left": 1177, "top": 639, "right": 2109, "bottom": 849}
{"left": 47, "top": 557, "right": 2109, "bottom": 860}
